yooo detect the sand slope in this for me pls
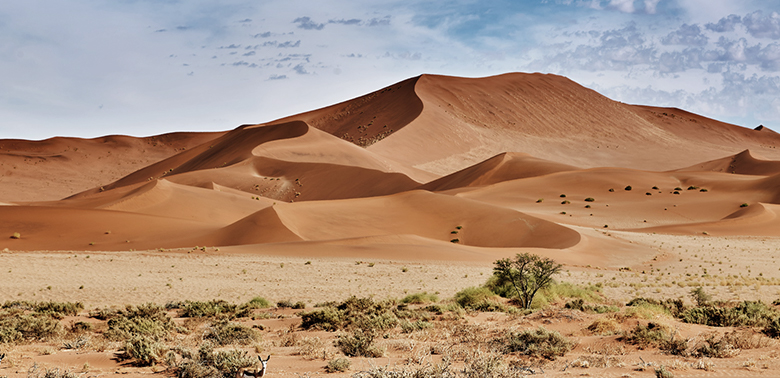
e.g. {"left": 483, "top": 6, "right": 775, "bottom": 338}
{"left": 2, "top": 72, "right": 780, "bottom": 265}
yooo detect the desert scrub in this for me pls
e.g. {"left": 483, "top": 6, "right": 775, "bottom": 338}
{"left": 0, "top": 311, "right": 62, "bottom": 343}
{"left": 103, "top": 303, "right": 175, "bottom": 341}
{"left": 203, "top": 318, "right": 260, "bottom": 345}
{"left": 176, "top": 300, "right": 238, "bottom": 318}
{"left": 335, "top": 327, "right": 383, "bottom": 357}
{"left": 502, "top": 326, "right": 574, "bottom": 359}
{"left": 624, "top": 322, "right": 673, "bottom": 349}
{"left": 120, "top": 335, "right": 168, "bottom": 366}
{"left": 586, "top": 317, "right": 622, "bottom": 335}
{"left": 626, "top": 297, "right": 685, "bottom": 317}
{"left": 399, "top": 319, "right": 432, "bottom": 333}
{"left": 2, "top": 300, "right": 84, "bottom": 318}
{"left": 300, "top": 296, "right": 398, "bottom": 332}
{"left": 177, "top": 342, "right": 257, "bottom": 378}
{"left": 326, "top": 357, "right": 351, "bottom": 373}
{"left": 453, "top": 287, "right": 505, "bottom": 312}
{"left": 276, "top": 299, "right": 305, "bottom": 309}
{"left": 680, "top": 301, "right": 777, "bottom": 327}
{"left": 401, "top": 292, "right": 439, "bottom": 304}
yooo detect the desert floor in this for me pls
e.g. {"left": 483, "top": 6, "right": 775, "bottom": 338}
{"left": 1, "top": 231, "right": 779, "bottom": 378}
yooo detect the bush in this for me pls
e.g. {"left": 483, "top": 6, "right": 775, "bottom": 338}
{"left": 0, "top": 312, "right": 61, "bottom": 343}
{"left": 121, "top": 335, "right": 167, "bottom": 366}
{"left": 204, "top": 319, "right": 260, "bottom": 345}
{"left": 680, "top": 301, "right": 777, "bottom": 327}
{"left": 764, "top": 316, "right": 780, "bottom": 338}
{"left": 335, "top": 328, "right": 383, "bottom": 357}
{"left": 326, "top": 358, "right": 351, "bottom": 373}
{"left": 103, "top": 303, "right": 175, "bottom": 341}
{"left": 584, "top": 197, "right": 595, "bottom": 202}
{"left": 454, "top": 287, "right": 504, "bottom": 311}
{"left": 179, "top": 300, "right": 237, "bottom": 318}
{"left": 301, "top": 307, "right": 342, "bottom": 331}
{"left": 503, "top": 326, "right": 573, "bottom": 359}
{"left": 587, "top": 317, "right": 622, "bottom": 335}
{"left": 399, "top": 319, "right": 432, "bottom": 333}
{"left": 401, "top": 292, "right": 438, "bottom": 304}
{"left": 34, "top": 302, "right": 84, "bottom": 317}
{"left": 627, "top": 297, "right": 685, "bottom": 317}
{"left": 178, "top": 342, "right": 257, "bottom": 378}
{"left": 624, "top": 322, "right": 672, "bottom": 349}
{"left": 690, "top": 287, "right": 711, "bottom": 307}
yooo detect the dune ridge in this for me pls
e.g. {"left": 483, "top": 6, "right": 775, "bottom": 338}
{"left": 2, "top": 72, "right": 780, "bottom": 266}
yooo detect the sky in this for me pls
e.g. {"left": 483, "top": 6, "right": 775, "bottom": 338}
{"left": 2, "top": 0, "right": 780, "bottom": 140}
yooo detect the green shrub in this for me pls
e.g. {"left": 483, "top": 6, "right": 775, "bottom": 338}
{"left": 326, "top": 358, "right": 351, "bottom": 373}
{"left": 335, "top": 328, "right": 383, "bottom": 357}
{"left": 0, "top": 312, "right": 61, "bottom": 343}
{"left": 121, "top": 335, "right": 167, "bottom": 366}
{"left": 179, "top": 300, "right": 237, "bottom": 318}
{"left": 624, "top": 322, "right": 671, "bottom": 349}
{"left": 503, "top": 327, "right": 573, "bottom": 359}
{"left": 204, "top": 319, "right": 259, "bottom": 345}
{"left": 680, "top": 301, "right": 776, "bottom": 327}
{"left": 34, "top": 302, "right": 84, "bottom": 317}
{"left": 690, "top": 287, "right": 711, "bottom": 307}
{"left": 104, "top": 303, "right": 175, "bottom": 341}
{"left": 300, "top": 307, "right": 342, "bottom": 331}
{"left": 655, "top": 365, "right": 674, "bottom": 378}
{"left": 178, "top": 342, "right": 257, "bottom": 378}
{"left": 454, "top": 287, "right": 504, "bottom": 311}
{"left": 627, "top": 297, "right": 685, "bottom": 317}
{"left": 764, "top": 317, "right": 780, "bottom": 338}
{"left": 399, "top": 319, "right": 432, "bottom": 333}
{"left": 401, "top": 292, "right": 439, "bottom": 304}
{"left": 584, "top": 197, "right": 595, "bottom": 202}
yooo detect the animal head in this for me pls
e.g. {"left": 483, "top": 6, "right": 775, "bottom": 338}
{"left": 259, "top": 355, "right": 270, "bottom": 371}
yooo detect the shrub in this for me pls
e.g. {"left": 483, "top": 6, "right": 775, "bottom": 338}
{"left": 561, "top": 200, "right": 570, "bottom": 204}
{"left": 587, "top": 317, "right": 621, "bottom": 335}
{"left": 624, "top": 322, "right": 672, "bottom": 349}
{"left": 765, "top": 316, "right": 780, "bottom": 338}
{"left": 335, "top": 328, "right": 383, "bottom": 357}
{"left": 624, "top": 186, "right": 632, "bottom": 191}
{"left": 401, "top": 292, "right": 439, "bottom": 304}
{"left": 741, "top": 203, "right": 749, "bottom": 207}
{"left": 34, "top": 302, "right": 84, "bottom": 317}
{"left": 584, "top": 197, "right": 595, "bottom": 202}
{"left": 690, "top": 287, "right": 711, "bottom": 307}
{"left": 680, "top": 301, "right": 777, "bottom": 327}
{"left": 121, "top": 335, "right": 167, "bottom": 366}
{"left": 103, "top": 303, "right": 175, "bottom": 341}
{"left": 326, "top": 358, "right": 351, "bottom": 373}
{"left": 301, "top": 307, "right": 342, "bottom": 331}
{"left": 454, "top": 287, "right": 504, "bottom": 311}
{"left": 179, "top": 300, "right": 237, "bottom": 318}
{"left": 503, "top": 327, "right": 573, "bottom": 359}
{"left": 179, "top": 342, "right": 257, "bottom": 378}
{"left": 655, "top": 365, "right": 674, "bottom": 378}
{"left": 204, "top": 319, "right": 259, "bottom": 345}
{"left": 0, "top": 312, "right": 61, "bottom": 343}
{"left": 247, "top": 297, "right": 271, "bottom": 308}
{"left": 399, "top": 319, "right": 432, "bottom": 333}
{"left": 627, "top": 297, "right": 685, "bottom": 317}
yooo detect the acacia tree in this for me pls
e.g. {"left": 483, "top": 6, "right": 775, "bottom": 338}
{"left": 493, "top": 253, "right": 562, "bottom": 309}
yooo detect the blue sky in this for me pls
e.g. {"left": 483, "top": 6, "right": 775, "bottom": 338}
{"left": 2, "top": 0, "right": 780, "bottom": 140}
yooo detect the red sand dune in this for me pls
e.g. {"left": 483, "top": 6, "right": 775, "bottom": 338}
{"left": 3, "top": 72, "right": 780, "bottom": 263}
{"left": 674, "top": 149, "right": 780, "bottom": 176}
{"left": 0, "top": 132, "right": 223, "bottom": 202}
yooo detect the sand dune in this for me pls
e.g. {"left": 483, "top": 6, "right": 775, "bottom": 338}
{"left": 0, "top": 132, "right": 223, "bottom": 202}
{"left": 2, "top": 71, "right": 780, "bottom": 261}
{"left": 675, "top": 149, "right": 780, "bottom": 176}
{"left": 421, "top": 152, "right": 578, "bottom": 192}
